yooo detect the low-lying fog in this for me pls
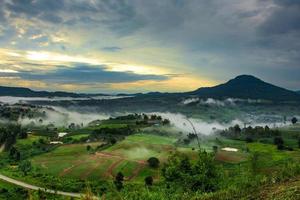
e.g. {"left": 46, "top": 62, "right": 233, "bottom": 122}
{"left": 181, "top": 98, "right": 264, "bottom": 106}
{"left": 19, "top": 107, "right": 110, "bottom": 127}
{"left": 150, "top": 112, "right": 287, "bottom": 135}
{"left": 17, "top": 104, "right": 289, "bottom": 133}
{"left": 3, "top": 94, "right": 290, "bottom": 133}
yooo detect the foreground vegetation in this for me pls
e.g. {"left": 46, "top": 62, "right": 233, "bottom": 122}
{"left": 0, "top": 108, "right": 299, "bottom": 199}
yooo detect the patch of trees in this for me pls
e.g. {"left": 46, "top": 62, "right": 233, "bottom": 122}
{"left": 0, "top": 124, "right": 27, "bottom": 151}
{"left": 220, "top": 125, "right": 280, "bottom": 141}
{"left": 114, "top": 114, "right": 142, "bottom": 121}
{"left": 273, "top": 137, "right": 293, "bottom": 151}
{"left": 91, "top": 126, "right": 134, "bottom": 143}
{"left": 181, "top": 133, "right": 198, "bottom": 145}
{"left": 135, "top": 114, "right": 170, "bottom": 126}
{"left": 162, "top": 150, "right": 220, "bottom": 192}
{"left": 0, "top": 104, "right": 44, "bottom": 122}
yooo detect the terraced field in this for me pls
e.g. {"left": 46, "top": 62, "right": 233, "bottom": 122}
{"left": 30, "top": 134, "right": 184, "bottom": 182}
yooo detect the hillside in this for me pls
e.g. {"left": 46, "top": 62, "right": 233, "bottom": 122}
{"left": 1, "top": 75, "right": 300, "bottom": 102}
{"left": 187, "top": 75, "right": 300, "bottom": 101}
{"left": 0, "top": 86, "right": 84, "bottom": 97}
{"left": 0, "top": 86, "right": 111, "bottom": 98}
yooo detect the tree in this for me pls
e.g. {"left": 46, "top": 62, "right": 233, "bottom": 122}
{"left": 292, "top": 117, "right": 298, "bottom": 125}
{"left": 212, "top": 146, "right": 218, "bottom": 154}
{"left": 274, "top": 137, "right": 284, "bottom": 150}
{"left": 144, "top": 176, "right": 153, "bottom": 186}
{"left": 233, "top": 124, "right": 241, "bottom": 137}
{"left": 162, "top": 151, "right": 220, "bottom": 192}
{"left": 114, "top": 172, "right": 124, "bottom": 191}
{"left": 147, "top": 157, "right": 160, "bottom": 168}
{"left": 249, "top": 152, "right": 259, "bottom": 174}
{"left": 110, "top": 137, "right": 117, "bottom": 145}
{"left": 143, "top": 114, "right": 149, "bottom": 121}
{"left": 162, "top": 119, "right": 170, "bottom": 126}
{"left": 245, "top": 136, "right": 254, "bottom": 143}
{"left": 19, "top": 160, "right": 32, "bottom": 175}
{"left": 86, "top": 145, "right": 91, "bottom": 151}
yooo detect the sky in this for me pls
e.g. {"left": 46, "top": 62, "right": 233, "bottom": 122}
{"left": 0, "top": 0, "right": 299, "bottom": 93}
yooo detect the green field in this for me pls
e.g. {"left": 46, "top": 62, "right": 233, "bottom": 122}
{"left": 30, "top": 134, "right": 182, "bottom": 182}
{"left": 30, "top": 132, "right": 300, "bottom": 183}
{"left": 1, "top": 114, "right": 300, "bottom": 200}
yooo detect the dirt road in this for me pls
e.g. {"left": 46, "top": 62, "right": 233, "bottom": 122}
{"left": 0, "top": 174, "right": 82, "bottom": 198}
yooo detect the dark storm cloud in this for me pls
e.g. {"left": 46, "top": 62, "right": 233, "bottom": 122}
{"left": 6, "top": 0, "right": 64, "bottom": 17}
{"left": 4, "top": 0, "right": 64, "bottom": 26}
{"left": 259, "top": 0, "right": 300, "bottom": 35}
{"left": 18, "top": 65, "right": 169, "bottom": 84}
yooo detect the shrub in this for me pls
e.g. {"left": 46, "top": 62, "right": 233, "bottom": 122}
{"left": 144, "top": 176, "right": 153, "bottom": 186}
{"left": 114, "top": 172, "right": 124, "bottom": 191}
{"left": 274, "top": 137, "right": 284, "bottom": 150}
{"left": 147, "top": 157, "right": 160, "bottom": 168}
{"left": 162, "top": 150, "right": 220, "bottom": 192}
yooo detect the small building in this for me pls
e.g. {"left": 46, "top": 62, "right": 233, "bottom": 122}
{"left": 58, "top": 132, "right": 68, "bottom": 137}
{"left": 50, "top": 141, "right": 63, "bottom": 145}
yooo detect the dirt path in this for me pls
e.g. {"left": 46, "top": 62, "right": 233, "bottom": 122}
{"left": 105, "top": 159, "right": 124, "bottom": 178}
{"left": 126, "top": 163, "right": 145, "bottom": 181}
{"left": 0, "top": 173, "right": 82, "bottom": 198}
{"left": 96, "top": 152, "right": 148, "bottom": 180}
{"left": 80, "top": 162, "right": 102, "bottom": 179}
{"left": 59, "top": 160, "right": 84, "bottom": 177}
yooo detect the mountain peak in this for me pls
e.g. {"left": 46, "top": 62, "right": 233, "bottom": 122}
{"left": 229, "top": 75, "right": 262, "bottom": 83}
{"left": 189, "top": 75, "right": 300, "bottom": 101}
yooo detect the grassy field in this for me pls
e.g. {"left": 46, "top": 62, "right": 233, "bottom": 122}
{"left": 1, "top": 118, "right": 299, "bottom": 199}
{"left": 30, "top": 132, "right": 300, "bottom": 182}
{"left": 30, "top": 134, "right": 182, "bottom": 182}
{"left": 16, "top": 134, "right": 45, "bottom": 146}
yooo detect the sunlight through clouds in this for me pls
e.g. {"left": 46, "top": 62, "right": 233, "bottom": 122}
{"left": 0, "top": 0, "right": 298, "bottom": 92}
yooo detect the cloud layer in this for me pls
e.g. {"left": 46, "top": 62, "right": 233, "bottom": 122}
{"left": 0, "top": 0, "right": 299, "bottom": 92}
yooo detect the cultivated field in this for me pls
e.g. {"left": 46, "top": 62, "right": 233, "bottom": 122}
{"left": 31, "top": 134, "right": 185, "bottom": 182}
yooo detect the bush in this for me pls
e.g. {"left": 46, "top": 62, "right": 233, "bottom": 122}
{"left": 162, "top": 150, "right": 220, "bottom": 192}
{"left": 114, "top": 172, "right": 124, "bottom": 191}
{"left": 147, "top": 157, "right": 160, "bottom": 168}
{"left": 144, "top": 176, "right": 153, "bottom": 186}
{"left": 245, "top": 137, "right": 254, "bottom": 143}
{"left": 19, "top": 160, "right": 32, "bottom": 175}
{"left": 274, "top": 137, "right": 284, "bottom": 150}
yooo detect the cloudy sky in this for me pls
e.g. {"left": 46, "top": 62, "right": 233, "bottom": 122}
{"left": 0, "top": 0, "right": 299, "bottom": 93}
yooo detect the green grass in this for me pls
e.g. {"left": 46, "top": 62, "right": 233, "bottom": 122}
{"left": 30, "top": 134, "right": 179, "bottom": 182}
{"left": 16, "top": 134, "right": 45, "bottom": 146}
{"left": 112, "top": 160, "right": 139, "bottom": 177}
{"left": 247, "top": 142, "right": 300, "bottom": 170}
{"left": 68, "top": 134, "right": 89, "bottom": 140}
{"left": 123, "top": 134, "right": 177, "bottom": 145}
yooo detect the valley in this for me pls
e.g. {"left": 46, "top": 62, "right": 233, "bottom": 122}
{"left": 0, "top": 75, "right": 300, "bottom": 199}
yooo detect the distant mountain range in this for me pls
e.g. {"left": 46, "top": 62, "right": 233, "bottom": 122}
{"left": 0, "top": 86, "right": 111, "bottom": 98}
{"left": 0, "top": 75, "right": 300, "bottom": 102}
{"left": 186, "top": 75, "right": 300, "bottom": 101}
